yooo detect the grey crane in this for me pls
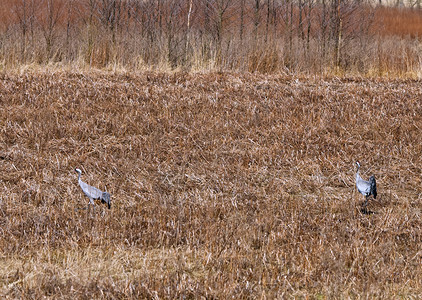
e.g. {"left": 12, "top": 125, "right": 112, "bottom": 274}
{"left": 355, "top": 162, "right": 377, "bottom": 208}
{"left": 75, "top": 168, "right": 111, "bottom": 210}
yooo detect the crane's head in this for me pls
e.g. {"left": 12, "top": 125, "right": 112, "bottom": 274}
{"left": 75, "top": 168, "right": 82, "bottom": 175}
{"left": 356, "top": 161, "right": 361, "bottom": 170}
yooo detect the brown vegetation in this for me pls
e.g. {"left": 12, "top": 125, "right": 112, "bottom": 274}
{"left": 1, "top": 71, "right": 422, "bottom": 297}
{"left": 374, "top": 6, "right": 422, "bottom": 38}
{"left": 0, "top": 1, "right": 421, "bottom": 76}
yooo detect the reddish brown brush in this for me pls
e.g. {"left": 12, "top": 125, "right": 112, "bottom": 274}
{"left": 0, "top": 71, "right": 421, "bottom": 297}
{"left": 374, "top": 6, "right": 422, "bottom": 38}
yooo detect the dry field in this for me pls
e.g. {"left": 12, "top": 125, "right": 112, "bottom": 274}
{"left": 0, "top": 70, "right": 422, "bottom": 298}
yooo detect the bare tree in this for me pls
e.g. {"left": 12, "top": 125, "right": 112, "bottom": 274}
{"left": 202, "top": 0, "right": 236, "bottom": 66}
{"left": 298, "top": 0, "right": 304, "bottom": 41}
{"left": 330, "top": 0, "right": 341, "bottom": 68}
{"left": 13, "top": 0, "right": 38, "bottom": 59}
{"left": 320, "top": 0, "right": 328, "bottom": 61}
{"left": 239, "top": 0, "right": 245, "bottom": 44}
{"left": 97, "top": 0, "right": 124, "bottom": 43}
{"left": 37, "top": 0, "right": 64, "bottom": 59}
{"left": 185, "top": 0, "right": 193, "bottom": 62}
{"left": 303, "top": 0, "right": 315, "bottom": 55}
{"left": 265, "top": 0, "right": 271, "bottom": 42}
{"left": 253, "top": 0, "right": 262, "bottom": 44}
{"left": 279, "top": 0, "right": 295, "bottom": 66}
{"left": 65, "top": 0, "right": 75, "bottom": 57}
{"left": 162, "top": 0, "right": 186, "bottom": 68}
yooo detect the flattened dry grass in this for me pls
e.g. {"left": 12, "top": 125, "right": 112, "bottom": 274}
{"left": 0, "top": 71, "right": 422, "bottom": 298}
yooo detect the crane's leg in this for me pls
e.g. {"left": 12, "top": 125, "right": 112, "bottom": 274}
{"left": 91, "top": 198, "right": 96, "bottom": 214}
{"left": 363, "top": 195, "right": 369, "bottom": 208}
{"left": 88, "top": 198, "right": 96, "bottom": 215}
{"left": 359, "top": 196, "right": 368, "bottom": 214}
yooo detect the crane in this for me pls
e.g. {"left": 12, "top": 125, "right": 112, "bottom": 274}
{"left": 75, "top": 168, "right": 111, "bottom": 210}
{"left": 355, "top": 162, "right": 377, "bottom": 208}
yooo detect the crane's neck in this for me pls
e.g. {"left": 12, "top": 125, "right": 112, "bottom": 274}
{"left": 356, "top": 165, "right": 361, "bottom": 181}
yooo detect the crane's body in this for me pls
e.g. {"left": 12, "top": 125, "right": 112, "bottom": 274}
{"left": 75, "top": 168, "right": 111, "bottom": 209}
{"left": 355, "top": 162, "right": 377, "bottom": 208}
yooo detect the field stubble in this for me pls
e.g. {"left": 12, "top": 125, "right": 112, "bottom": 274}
{"left": 0, "top": 71, "right": 421, "bottom": 298}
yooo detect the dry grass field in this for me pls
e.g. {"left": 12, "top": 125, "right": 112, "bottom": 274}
{"left": 0, "top": 70, "right": 422, "bottom": 298}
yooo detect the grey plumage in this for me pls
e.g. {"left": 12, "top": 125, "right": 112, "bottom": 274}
{"left": 355, "top": 162, "right": 377, "bottom": 207}
{"left": 75, "top": 168, "right": 111, "bottom": 209}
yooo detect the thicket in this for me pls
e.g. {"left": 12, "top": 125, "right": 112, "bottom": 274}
{"left": 1, "top": 1, "right": 422, "bottom": 75}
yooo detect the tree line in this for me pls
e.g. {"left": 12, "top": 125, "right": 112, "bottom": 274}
{"left": 0, "top": 0, "right": 419, "bottom": 74}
